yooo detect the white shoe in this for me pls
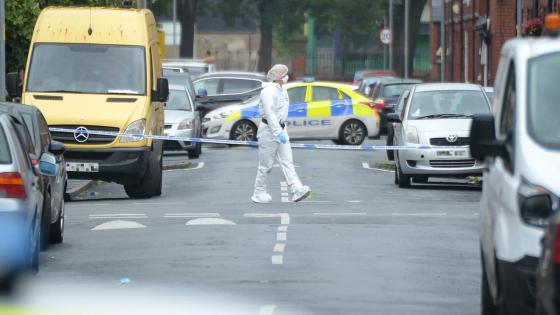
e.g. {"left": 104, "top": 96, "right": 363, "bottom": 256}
{"left": 251, "top": 192, "right": 272, "bottom": 203}
{"left": 292, "top": 186, "right": 311, "bottom": 202}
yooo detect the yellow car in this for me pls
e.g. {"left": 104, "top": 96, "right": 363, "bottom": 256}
{"left": 202, "top": 81, "right": 381, "bottom": 145}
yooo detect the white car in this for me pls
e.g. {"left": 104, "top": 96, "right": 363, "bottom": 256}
{"left": 164, "top": 83, "right": 202, "bottom": 159}
{"left": 202, "top": 81, "right": 381, "bottom": 145}
{"left": 388, "top": 83, "right": 491, "bottom": 187}
{"left": 471, "top": 28, "right": 560, "bottom": 314}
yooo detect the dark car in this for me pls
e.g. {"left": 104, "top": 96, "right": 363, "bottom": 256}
{"left": 193, "top": 71, "right": 266, "bottom": 118}
{"left": 357, "top": 76, "right": 397, "bottom": 98}
{"left": 371, "top": 78, "right": 422, "bottom": 130}
{"left": 537, "top": 211, "right": 560, "bottom": 315}
{"left": 352, "top": 69, "right": 398, "bottom": 86}
{"left": 0, "top": 103, "right": 67, "bottom": 250}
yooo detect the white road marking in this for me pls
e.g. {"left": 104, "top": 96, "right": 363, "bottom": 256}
{"left": 89, "top": 214, "right": 146, "bottom": 217}
{"left": 277, "top": 225, "right": 288, "bottom": 232}
{"left": 280, "top": 186, "right": 288, "bottom": 192}
{"left": 243, "top": 213, "right": 290, "bottom": 224}
{"left": 280, "top": 182, "right": 290, "bottom": 203}
{"left": 164, "top": 213, "right": 219, "bottom": 218}
{"left": 279, "top": 213, "right": 290, "bottom": 225}
{"left": 276, "top": 232, "right": 287, "bottom": 241}
{"left": 271, "top": 255, "right": 284, "bottom": 265}
{"left": 346, "top": 200, "right": 362, "bottom": 203}
{"left": 391, "top": 212, "right": 447, "bottom": 217}
{"left": 163, "top": 161, "right": 205, "bottom": 172}
{"left": 91, "top": 220, "right": 147, "bottom": 231}
{"left": 259, "top": 305, "right": 278, "bottom": 315}
{"left": 185, "top": 218, "right": 236, "bottom": 225}
{"left": 362, "top": 161, "right": 395, "bottom": 173}
{"left": 133, "top": 202, "right": 182, "bottom": 206}
{"left": 89, "top": 214, "right": 147, "bottom": 219}
{"left": 273, "top": 243, "right": 286, "bottom": 253}
{"left": 313, "top": 212, "right": 367, "bottom": 216}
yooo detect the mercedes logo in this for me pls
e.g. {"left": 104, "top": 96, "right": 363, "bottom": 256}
{"left": 74, "top": 126, "right": 90, "bottom": 143}
{"left": 446, "top": 134, "right": 458, "bottom": 143}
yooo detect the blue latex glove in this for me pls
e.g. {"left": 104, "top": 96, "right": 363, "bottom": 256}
{"left": 277, "top": 131, "right": 288, "bottom": 144}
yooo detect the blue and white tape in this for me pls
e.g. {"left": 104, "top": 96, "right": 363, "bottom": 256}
{"left": 49, "top": 127, "right": 468, "bottom": 151}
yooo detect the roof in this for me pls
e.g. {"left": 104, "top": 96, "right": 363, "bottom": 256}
{"left": 194, "top": 71, "right": 266, "bottom": 81}
{"left": 502, "top": 37, "right": 560, "bottom": 61}
{"left": 414, "top": 83, "right": 483, "bottom": 92}
{"left": 378, "top": 78, "right": 423, "bottom": 85}
{"left": 33, "top": 7, "right": 155, "bottom": 45}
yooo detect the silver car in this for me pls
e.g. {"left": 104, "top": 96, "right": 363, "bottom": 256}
{"left": 164, "top": 84, "right": 202, "bottom": 159}
{"left": 0, "top": 114, "right": 58, "bottom": 273}
{"left": 388, "top": 83, "right": 491, "bottom": 188}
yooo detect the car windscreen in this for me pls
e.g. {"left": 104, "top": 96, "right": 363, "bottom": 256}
{"left": 0, "top": 126, "right": 12, "bottom": 164}
{"left": 485, "top": 91, "right": 495, "bottom": 103}
{"left": 408, "top": 90, "right": 490, "bottom": 119}
{"left": 382, "top": 84, "right": 415, "bottom": 98}
{"left": 27, "top": 44, "right": 146, "bottom": 95}
{"left": 166, "top": 89, "right": 193, "bottom": 111}
{"left": 528, "top": 53, "right": 560, "bottom": 148}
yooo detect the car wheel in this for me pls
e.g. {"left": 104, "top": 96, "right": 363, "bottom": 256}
{"left": 395, "top": 154, "right": 411, "bottom": 188}
{"left": 386, "top": 126, "right": 395, "bottom": 161}
{"left": 40, "top": 191, "right": 52, "bottom": 251}
{"left": 49, "top": 198, "right": 64, "bottom": 244}
{"left": 188, "top": 142, "right": 202, "bottom": 159}
{"left": 124, "top": 149, "right": 162, "bottom": 199}
{"left": 339, "top": 120, "right": 366, "bottom": 145}
{"left": 28, "top": 215, "right": 40, "bottom": 273}
{"left": 231, "top": 120, "right": 257, "bottom": 142}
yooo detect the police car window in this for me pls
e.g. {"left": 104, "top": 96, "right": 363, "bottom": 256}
{"left": 313, "top": 87, "right": 341, "bottom": 102}
{"left": 166, "top": 89, "right": 192, "bottom": 111}
{"left": 288, "top": 87, "right": 306, "bottom": 104}
{"left": 0, "top": 126, "right": 11, "bottom": 164}
{"left": 194, "top": 79, "right": 219, "bottom": 96}
{"left": 222, "top": 79, "right": 258, "bottom": 94}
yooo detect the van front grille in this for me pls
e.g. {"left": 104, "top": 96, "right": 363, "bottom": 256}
{"left": 50, "top": 125, "right": 119, "bottom": 145}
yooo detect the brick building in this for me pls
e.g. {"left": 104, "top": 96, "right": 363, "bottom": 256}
{"left": 430, "top": 0, "right": 560, "bottom": 86}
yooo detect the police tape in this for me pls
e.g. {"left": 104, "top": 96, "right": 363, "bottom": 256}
{"left": 49, "top": 127, "right": 469, "bottom": 151}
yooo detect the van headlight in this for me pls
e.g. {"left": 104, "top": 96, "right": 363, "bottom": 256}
{"left": 178, "top": 118, "right": 194, "bottom": 130}
{"left": 120, "top": 119, "right": 145, "bottom": 143}
{"left": 404, "top": 126, "right": 419, "bottom": 144}
{"left": 518, "top": 178, "right": 558, "bottom": 227}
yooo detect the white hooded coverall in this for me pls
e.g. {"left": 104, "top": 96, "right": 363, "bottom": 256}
{"left": 253, "top": 83, "right": 304, "bottom": 199}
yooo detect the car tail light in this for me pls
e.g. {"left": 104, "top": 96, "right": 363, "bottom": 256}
{"left": 374, "top": 99, "right": 386, "bottom": 110}
{"left": 358, "top": 100, "right": 375, "bottom": 109}
{"left": 0, "top": 172, "right": 27, "bottom": 199}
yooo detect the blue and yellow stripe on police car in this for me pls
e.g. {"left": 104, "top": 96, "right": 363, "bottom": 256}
{"left": 225, "top": 105, "right": 260, "bottom": 123}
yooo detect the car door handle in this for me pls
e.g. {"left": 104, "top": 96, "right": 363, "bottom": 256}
{"left": 334, "top": 104, "right": 345, "bottom": 108}
{"left": 296, "top": 108, "right": 305, "bottom": 112}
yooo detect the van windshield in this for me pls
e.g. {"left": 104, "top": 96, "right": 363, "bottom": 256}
{"left": 27, "top": 44, "right": 146, "bottom": 95}
{"left": 528, "top": 53, "right": 560, "bottom": 149}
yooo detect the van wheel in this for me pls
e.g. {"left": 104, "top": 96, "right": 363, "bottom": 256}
{"left": 49, "top": 199, "right": 64, "bottom": 244}
{"left": 40, "top": 191, "right": 52, "bottom": 251}
{"left": 125, "top": 150, "right": 162, "bottom": 199}
{"left": 339, "top": 120, "right": 366, "bottom": 145}
{"left": 188, "top": 142, "right": 202, "bottom": 159}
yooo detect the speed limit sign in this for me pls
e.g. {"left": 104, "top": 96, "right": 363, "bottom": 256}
{"left": 380, "top": 28, "right": 392, "bottom": 45}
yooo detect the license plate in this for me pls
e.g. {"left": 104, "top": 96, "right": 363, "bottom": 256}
{"left": 66, "top": 162, "right": 99, "bottom": 172}
{"left": 436, "top": 150, "right": 467, "bottom": 157}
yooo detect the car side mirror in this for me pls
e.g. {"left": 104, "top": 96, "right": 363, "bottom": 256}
{"left": 153, "top": 78, "right": 169, "bottom": 102}
{"left": 6, "top": 72, "right": 20, "bottom": 99}
{"left": 48, "top": 140, "right": 65, "bottom": 156}
{"left": 39, "top": 152, "right": 58, "bottom": 177}
{"left": 386, "top": 113, "right": 401, "bottom": 123}
{"left": 196, "top": 88, "right": 208, "bottom": 98}
{"left": 469, "top": 114, "right": 506, "bottom": 161}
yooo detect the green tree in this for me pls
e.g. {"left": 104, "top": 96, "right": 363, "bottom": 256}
{"left": 390, "top": 0, "right": 427, "bottom": 77}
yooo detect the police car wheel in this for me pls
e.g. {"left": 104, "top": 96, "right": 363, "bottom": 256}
{"left": 340, "top": 120, "right": 366, "bottom": 145}
{"left": 231, "top": 120, "right": 257, "bottom": 142}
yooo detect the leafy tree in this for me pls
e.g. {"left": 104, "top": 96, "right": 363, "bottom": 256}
{"left": 390, "top": 0, "right": 427, "bottom": 77}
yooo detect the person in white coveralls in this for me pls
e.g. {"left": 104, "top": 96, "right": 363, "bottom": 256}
{"left": 251, "top": 64, "right": 311, "bottom": 203}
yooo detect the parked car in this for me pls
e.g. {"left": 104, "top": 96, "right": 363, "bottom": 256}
{"left": 389, "top": 83, "right": 491, "bottom": 187}
{"left": 0, "top": 103, "right": 67, "bottom": 250}
{"left": 352, "top": 69, "right": 398, "bottom": 86}
{"left": 203, "top": 81, "right": 381, "bottom": 145}
{"left": 164, "top": 82, "right": 202, "bottom": 159}
{"left": 536, "top": 211, "right": 560, "bottom": 315}
{"left": 472, "top": 20, "right": 560, "bottom": 314}
{"left": 0, "top": 113, "right": 58, "bottom": 273}
{"left": 193, "top": 71, "right": 267, "bottom": 117}
{"left": 357, "top": 76, "right": 397, "bottom": 98}
{"left": 163, "top": 59, "right": 215, "bottom": 78}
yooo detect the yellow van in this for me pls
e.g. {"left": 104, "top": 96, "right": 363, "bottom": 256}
{"left": 17, "top": 7, "right": 169, "bottom": 198}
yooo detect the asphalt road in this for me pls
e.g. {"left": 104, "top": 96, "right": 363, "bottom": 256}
{"left": 34, "top": 139, "right": 482, "bottom": 315}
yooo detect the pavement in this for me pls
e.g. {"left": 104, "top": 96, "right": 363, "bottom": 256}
{"left": 37, "top": 140, "right": 482, "bottom": 314}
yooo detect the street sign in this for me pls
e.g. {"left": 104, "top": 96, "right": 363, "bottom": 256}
{"left": 380, "top": 28, "right": 392, "bottom": 45}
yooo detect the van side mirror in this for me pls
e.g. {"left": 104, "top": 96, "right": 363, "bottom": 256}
{"left": 470, "top": 114, "right": 505, "bottom": 161}
{"left": 6, "top": 72, "right": 20, "bottom": 99}
{"left": 153, "top": 78, "right": 169, "bottom": 102}
{"left": 196, "top": 88, "right": 208, "bottom": 98}
{"left": 48, "top": 140, "right": 65, "bottom": 156}
{"left": 386, "top": 113, "right": 401, "bottom": 123}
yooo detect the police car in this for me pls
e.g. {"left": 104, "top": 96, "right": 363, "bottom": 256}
{"left": 202, "top": 82, "right": 381, "bottom": 145}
